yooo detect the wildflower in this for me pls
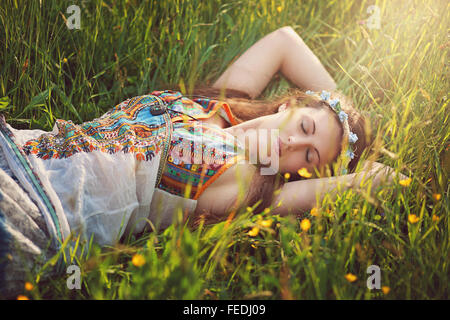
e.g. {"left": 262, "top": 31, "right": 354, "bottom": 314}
{"left": 432, "top": 193, "right": 441, "bottom": 201}
{"left": 24, "top": 282, "right": 34, "bottom": 291}
{"left": 320, "top": 90, "right": 330, "bottom": 101}
{"left": 17, "top": 295, "right": 29, "bottom": 300}
{"left": 300, "top": 218, "right": 311, "bottom": 232}
{"left": 298, "top": 167, "right": 312, "bottom": 178}
{"left": 344, "top": 273, "right": 357, "bottom": 282}
{"left": 346, "top": 150, "right": 355, "bottom": 160}
{"left": 408, "top": 214, "right": 420, "bottom": 224}
{"left": 284, "top": 173, "right": 291, "bottom": 180}
{"left": 260, "top": 219, "right": 273, "bottom": 228}
{"left": 263, "top": 208, "right": 271, "bottom": 214}
{"left": 338, "top": 111, "right": 348, "bottom": 122}
{"left": 276, "top": 6, "right": 282, "bottom": 12}
{"left": 348, "top": 132, "right": 358, "bottom": 144}
{"left": 399, "top": 177, "right": 412, "bottom": 187}
{"left": 381, "top": 286, "right": 390, "bottom": 295}
{"left": 248, "top": 226, "right": 260, "bottom": 237}
{"left": 310, "top": 207, "right": 319, "bottom": 217}
{"left": 432, "top": 215, "right": 440, "bottom": 222}
{"left": 131, "top": 254, "right": 146, "bottom": 267}
{"left": 329, "top": 98, "right": 340, "bottom": 109}
{"left": 63, "top": 58, "right": 68, "bottom": 63}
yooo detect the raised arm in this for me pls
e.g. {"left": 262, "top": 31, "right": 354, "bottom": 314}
{"left": 213, "top": 26, "right": 336, "bottom": 99}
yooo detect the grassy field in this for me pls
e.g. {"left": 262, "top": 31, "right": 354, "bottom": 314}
{"left": 0, "top": 0, "right": 448, "bottom": 300}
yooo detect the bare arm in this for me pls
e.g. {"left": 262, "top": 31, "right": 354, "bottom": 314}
{"left": 213, "top": 26, "right": 336, "bottom": 99}
{"left": 272, "top": 163, "right": 403, "bottom": 216}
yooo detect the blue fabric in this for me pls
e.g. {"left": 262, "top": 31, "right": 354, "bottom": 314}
{"left": 0, "top": 191, "right": 12, "bottom": 291}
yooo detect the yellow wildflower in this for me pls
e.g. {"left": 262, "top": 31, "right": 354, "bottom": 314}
{"left": 276, "top": 6, "right": 283, "bottom": 13}
{"left": 260, "top": 219, "right": 273, "bottom": 228}
{"left": 432, "top": 215, "right": 440, "bottom": 222}
{"left": 263, "top": 208, "right": 271, "bottom": 214}
{"left": 399, "top": 177, "right": 412, "bottom": 187}
{"left": 408, "top": 214, "right": 420, "bottom": 224}
{"left": 284, "top": 173, "right": 291, "bottom": 180}
{"left": 17, "top": 295, "right": 29, "bottom": 300}
{"left": 24, "top": 282, "right": 34, "bottom": 291}
{"left": 381, "top": 286, "right": 390, "bottom": 295}
{"left": 432, "top": 193, "right": 441, "bottom": 201}
{"left": 248, "top": 226, "right": 260, "bottom": 237}
{"left": 310, "top": 207, "right": 319, "bottom": 217}
{"left": 300, "top": 218, "right": 311, "bottom": 232}
{"left": 131, "top": 254, "right": 146, "bottom": 267}
{"left": 298, "top": 168, "right": 312, "bottom": 178}
{"left": 62, "top": 58, "right": 68, "bottom": 63}
{"left": 344, "top": 273, "right": 357, "bottom": 282}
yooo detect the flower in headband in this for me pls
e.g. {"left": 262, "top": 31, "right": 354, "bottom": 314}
{"left": 305, "top": 90, "right": 358, "bottom": 173}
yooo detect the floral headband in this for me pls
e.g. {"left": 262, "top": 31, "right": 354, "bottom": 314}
{"left": 305, "top": 90, "right": 358, "bottom": 174}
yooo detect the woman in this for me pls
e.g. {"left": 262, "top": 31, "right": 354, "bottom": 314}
{"left": 0, "top": 27, "right": 395, "bottom": 298}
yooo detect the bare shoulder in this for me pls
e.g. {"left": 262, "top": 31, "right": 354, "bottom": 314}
{"left": 194, "top": 162, "right": 256, "bottom": 218}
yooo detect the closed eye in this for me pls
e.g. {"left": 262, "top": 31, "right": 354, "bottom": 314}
{"left": 301, "top": 120, "right": 307, "bottom": 134}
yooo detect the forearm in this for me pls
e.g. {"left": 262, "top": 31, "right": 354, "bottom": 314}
{"left": 272, "top": 164, "right": 397, "bottom": 216}
{"left": 213, "top": 28, "right": 284, "bottom": 98}
{"left": 213, "top": 26, "right": 336, "bottom": 98}
{"left": 272, "top": 173, "right": 358, "bottom": 216}
{"left": 278, "top": 27, "right": 336, "bottom": 92}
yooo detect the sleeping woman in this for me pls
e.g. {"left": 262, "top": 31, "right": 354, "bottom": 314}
{"left": 0, "top": 26, "right": 400, "bottom": 298}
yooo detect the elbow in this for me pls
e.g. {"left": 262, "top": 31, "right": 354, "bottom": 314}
{"left": 277, "top": 26, "right": 295, "bottom": 34}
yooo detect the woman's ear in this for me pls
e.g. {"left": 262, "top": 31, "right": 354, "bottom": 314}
{"left": 278, "top": 103, "right": 287, "bottom": 113}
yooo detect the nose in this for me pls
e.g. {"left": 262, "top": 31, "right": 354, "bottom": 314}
{"left": 286, "top": 135, "right": 309, "bottom": 148}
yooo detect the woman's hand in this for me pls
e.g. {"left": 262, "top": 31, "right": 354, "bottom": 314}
{"left": 361, "top": 160, "right": 408, "bottom": 187}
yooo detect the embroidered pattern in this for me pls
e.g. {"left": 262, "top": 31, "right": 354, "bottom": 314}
{"left": 152, "top": 90, "right": 238, "bottom": 125}
{"left": 23, "top": 95, "right": 169, "bottom": 161}
{"left": 158, "top": 121, "right": 243, "bottom": 199}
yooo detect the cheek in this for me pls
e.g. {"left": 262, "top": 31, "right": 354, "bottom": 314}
{"left": 280, "top": 151, "right": 305, "bottom": 173}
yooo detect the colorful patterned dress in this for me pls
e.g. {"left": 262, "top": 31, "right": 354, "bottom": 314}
{"left": 0, "top": 90, "right": 243, "bottom": 297}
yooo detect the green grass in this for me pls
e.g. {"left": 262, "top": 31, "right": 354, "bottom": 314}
{"left": 0, "top": 0, "right": 448, "bottom": 299}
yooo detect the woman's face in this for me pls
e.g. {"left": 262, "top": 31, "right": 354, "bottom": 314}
{"left": 259, "top": 106, "right": 342, "bottom": 175}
